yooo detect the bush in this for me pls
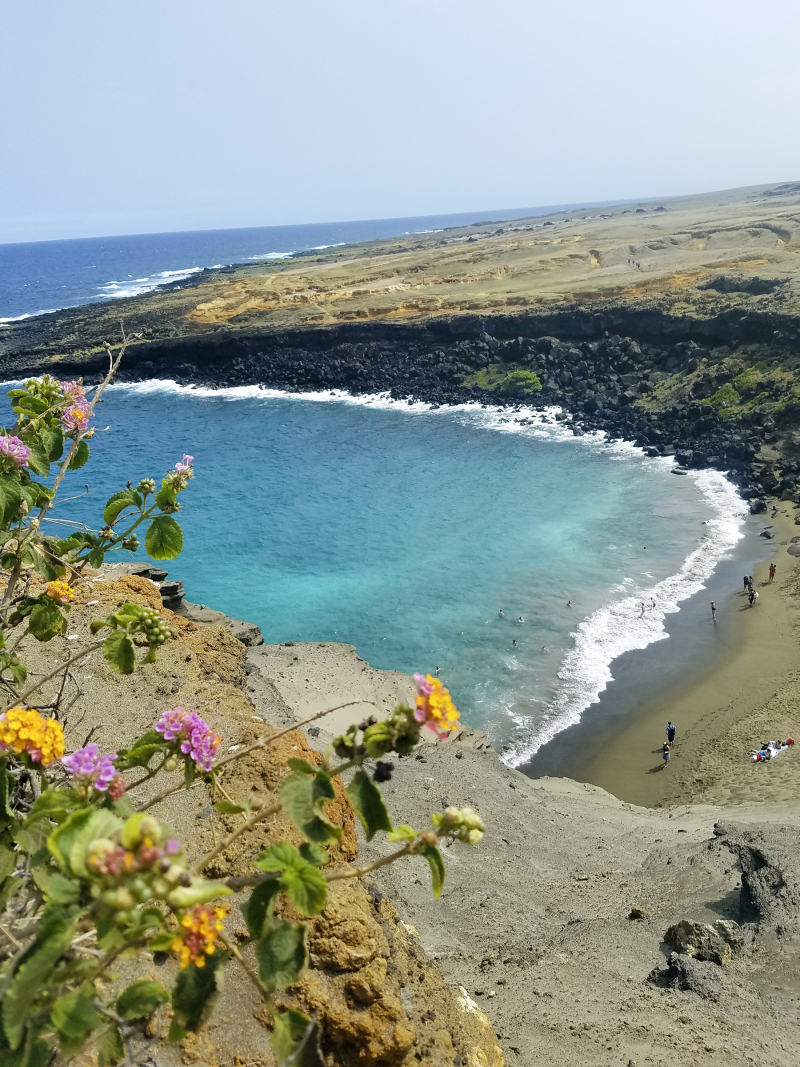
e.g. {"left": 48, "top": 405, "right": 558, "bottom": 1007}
{"left": 708, "top": 382, "right": 740, "bottom": 408}
{"left": 497, "top": 369, "right": 542, "bottom": 397}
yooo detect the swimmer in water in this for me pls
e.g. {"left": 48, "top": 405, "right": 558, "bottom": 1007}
{"left": 541, "top": 645, "right": 547, "bottom": 652}
{"left": 517, "top": 616, "right": 525, "bottom": 623}
{"left": 435, "top": 665, "right": 441, "bottom": 675}
{"left": 567, "top": 600, "right": 572, "bottom": 607}
{"left": 499, "top": 609, "right": 505, "bottom": 618}
{"left": 512, "top": 639, "right": 517, "bottom": 647}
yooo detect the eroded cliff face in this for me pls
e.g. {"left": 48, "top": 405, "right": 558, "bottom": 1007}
{"left": 7, "top": 574, "right": 504, "bottom": 1067}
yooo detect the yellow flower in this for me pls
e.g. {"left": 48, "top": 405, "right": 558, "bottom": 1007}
{"left": 413, "top": 674, "right": 460, "bottom": 739}
{"left": 171, "top": 905, "right": 228, "bottom": 969}
{"left": 45, "top": 580, "right": 74, "bottom": 603}
{"left": 0, "top": 706, "right": 65, "bottom": 765}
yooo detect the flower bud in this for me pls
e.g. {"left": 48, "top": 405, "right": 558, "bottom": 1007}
{"left": 164, "top": 755, "right": 179, "bottom": 772}
{"left": 115, "top": 887, "right": 135, "bottom": 910}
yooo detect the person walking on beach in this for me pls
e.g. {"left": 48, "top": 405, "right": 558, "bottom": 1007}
{"left": 666, "top": 722, "right": 676, "bottom": 744}
{"left": 711, "top": 600, "right": 716, "bottom": 620}
{"left": 743, "top": 575, "right": 749, "bottom": 591}
{"left": 662, "top": 743, "right": 671, "bottom": 766}
{"left": 748, "top": 589, "right": 755, "bottom": 607}
{"left": 769, "top": 563, "right": 776, "bottom": 583}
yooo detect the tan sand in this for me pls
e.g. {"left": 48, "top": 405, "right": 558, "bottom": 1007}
{"left": 561, "top": 503, "right": 800, "bottom": 808}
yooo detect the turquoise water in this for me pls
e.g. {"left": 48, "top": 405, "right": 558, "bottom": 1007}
{"left": 55, "top": 382, "right": 746, "bottom": 760}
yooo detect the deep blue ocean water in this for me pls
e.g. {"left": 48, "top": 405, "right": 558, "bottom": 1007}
{"left": 47, "top": 382, "right": 746, "bottom": 761}
{"left": 0, "top": 207, "right": 565, "bottom": 321}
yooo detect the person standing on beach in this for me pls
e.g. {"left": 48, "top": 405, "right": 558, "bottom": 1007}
{"left": 769, "top": 563, "right": 776, "bottom": 583}
{"left": 666, "top": 722, "right": 676, "bottom": 744}
{"left": 748, "top": 589, "right": 755, "bottom": 607}
{"left": 711, "top": 601, "right": 716, "bottom": 620}
{"left": 743, "top": 575, "right": 749, "bottom": 591}
{"left": 662, "top": 743, "right": 671, "bottom": 766}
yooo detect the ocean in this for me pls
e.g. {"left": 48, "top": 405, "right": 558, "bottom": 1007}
{"left": 51, "top": 382, "right": 747, "bottom": 763}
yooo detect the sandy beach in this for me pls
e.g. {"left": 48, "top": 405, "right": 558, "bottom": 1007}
{"left": 542, "top": 502, "right": 800, "bottom": 807}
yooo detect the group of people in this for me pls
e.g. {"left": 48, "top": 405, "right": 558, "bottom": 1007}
{"left": 743, "top": 574, "right": 760, "bottom": 607}
{"left": 750, "top": 738, "right": 794, "bottom": 762}
{"left": 662, "top": 721, "right": 676, "bottom": 766}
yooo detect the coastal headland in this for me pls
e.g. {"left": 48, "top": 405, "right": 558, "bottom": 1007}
{"left": 3, "top": 181, "right": 800, "bottom": 511}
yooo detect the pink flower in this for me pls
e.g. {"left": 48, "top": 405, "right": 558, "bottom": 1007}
{"left": 62, "top": 401, "right": 90, "bottom": 433}
{"left": 60, "top": 381, "right": 86, "bottom": 403}
{"left": 174, "top": 454, "right": 194, "bottom": 475}
{"left": 62, "top": 743, "right": 118, "bottom": 791}
{"left": 155, "top": 706, "right": 221, "bottom": 772}
{"left": 0, "top": 435, "right": 30, "bottom": 469}
{"left": 107, "top": 774, "right": 127, "bottom": 801}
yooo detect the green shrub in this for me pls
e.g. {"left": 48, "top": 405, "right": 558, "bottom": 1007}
{"left": 708, "top": 382, "right": 740, "bottom": 407}
{"left": 497, "top": 369, "right": 542, "bottom": 396}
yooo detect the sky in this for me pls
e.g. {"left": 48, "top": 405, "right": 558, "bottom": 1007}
{"left": 2, "top": 0, "right": 800, "bottom": 243}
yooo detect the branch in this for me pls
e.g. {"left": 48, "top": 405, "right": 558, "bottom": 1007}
{"left": 3, "top": 640, "right": 102, "bottom": 711}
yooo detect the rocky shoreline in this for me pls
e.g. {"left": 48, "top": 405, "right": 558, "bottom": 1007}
{"left": 2, "top": 311, "right": 795, "bottom": 512}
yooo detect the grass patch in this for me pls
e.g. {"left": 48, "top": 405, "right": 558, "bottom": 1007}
{"left": 708, "top": 382, "right": 741, "bottom": 407}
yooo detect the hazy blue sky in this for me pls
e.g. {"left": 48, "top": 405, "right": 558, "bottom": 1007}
{"left": 2, "top": 0, "right": 799, "bottom": 243}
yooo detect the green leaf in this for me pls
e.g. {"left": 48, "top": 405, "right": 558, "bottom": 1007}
{"left": 31, "top": 868, "right": 80, "bottom": 904}
{"left": 0, "top": 756, "right": 15, "bottom": 831}
{"left": 145, "top": 515, "right": 183, "bottom": 560}
{"left": 27, "top": 599, "right": 65, "bottom": 641}
{"left": 0, "top": 842, "right": 16, "bottom": 882}
{"left": 286, "top": 757, "right": 318, "bottom": 775}
{"left": 299, "top": 842, "right": 330, "bottom": 867}
{"left": 66, "top": 808, "right": 122, "bottom": 878}
{"left": 271, "top": 1011, "right": 319, "bottom": 1066}
{"left": 116, "top": 979, "right": 170, "bottom": 1020}
{"left": 213, "top": 798, "right": 252, "bottom": 815}
{"left": 103, "top": 488, "right": 143, "bottom": 526}
{"left": 115, "top": 730, "right": 165, "bottom": 770}
{"left": 278, "top": 770, "right": 342, "bottom": 845}
{"left": 346, "top": 769, "right": 393, "bottom": 842}
{"left": 7, "top": 661, "right": 26, "bottom": 686}
{"left": 155, "top": 485, "right": 177, "bottom": 512}
{"left": 67, "top": 440, "right": 90, "bottom": 470}
{"left": 386, "top": 824, "right": 417, "bottom": 842}
{"left": 29, "top": 544, "right": 63, "bottom": 582}
{"left": 2, "top": 909, "right": 77, "bottom": 1049}
{"left": 40, "top": 424, "right": 64, "bottom": 462}
{"left": 256, "top": 920, "right": 307, "bottom": 993}
{"left": 281, "top": 863, "right": 327, "bottom": 917}
{"left": 253, "top": 841, "right": 302, "bottom": 872}
{"left": 25, "top": 446, "right": 50, "bottom": 479}
{"left": 102, "top": 630, "right": 135, "bottom": 674}
{"left": 24, "top": 787, "right": 82, "bottom": 827}
{"left": 51, "top": 991, "right": 99, "bottom": 1042}
{"left": 422, "top": 845, "right": 445, "bottom": 899}
{"left": 170, "top": 949, "right": 224, "bottom": 1033}
{"left": 244, "top": 878, "right": 281, "bottom": 940}
{"left": 47, "top": 808, "right": 95, "bottom": 873}
{"left": 97, "top": 1026, "right": 125, "bottom": 1067}
{"left": 0, "top": 477, "right": 21, "bottom": 524}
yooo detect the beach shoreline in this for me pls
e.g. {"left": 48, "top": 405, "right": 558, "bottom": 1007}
{"left": 524, "top": 500, "right": 800, "bottom": 807}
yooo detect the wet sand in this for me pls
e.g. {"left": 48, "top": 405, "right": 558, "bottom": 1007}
{"left": 524, "top": 503, "right": 800, "bottom": 806}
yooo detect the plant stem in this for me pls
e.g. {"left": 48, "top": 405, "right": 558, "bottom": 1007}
{"left": 193, "top": 799, "right": 282, "bottom": 874}
{"left": 217, "top": 930, "right": 268, "bottom": 998}
{"left": 210, "top": 700, "right": 378, "bottom": 772}
{"left": 323, "top": 844, "right": 413, "bottom": 882}
{"left": 4, "top": 639, "right": 102, "bottom": 711}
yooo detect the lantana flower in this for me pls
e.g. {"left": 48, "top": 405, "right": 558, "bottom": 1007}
{"left": 171, "top": 905, "right": 227, "bottom": 969}
{"left": 154, "top": 707, "right": 221, "bottom": 772}
{"left": 0, "top": 435, "right": 31, "bottom": 469}
{"left": 0, "top": 706, "right": 65, "bottom": 765}
{"left": 412, "top": 674, "right": 460, "bottom": 739}
{"left": 45, "top": 579, "right": 75, "bottom": 603}
{"left": 430, "top": 805, "right": 485, "bottom": 845}
{"left": 62, "top": 743, "right": 118, "bottom": 791}
{"left": 62, "top": 401, "right": 91, "bottom": 433}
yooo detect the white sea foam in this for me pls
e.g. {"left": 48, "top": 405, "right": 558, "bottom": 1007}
{"left": 106, "top": 379, "right": 748, "bottom": 760}
{"left": 95, "top": 266, "right": 204, "bottom": 301}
